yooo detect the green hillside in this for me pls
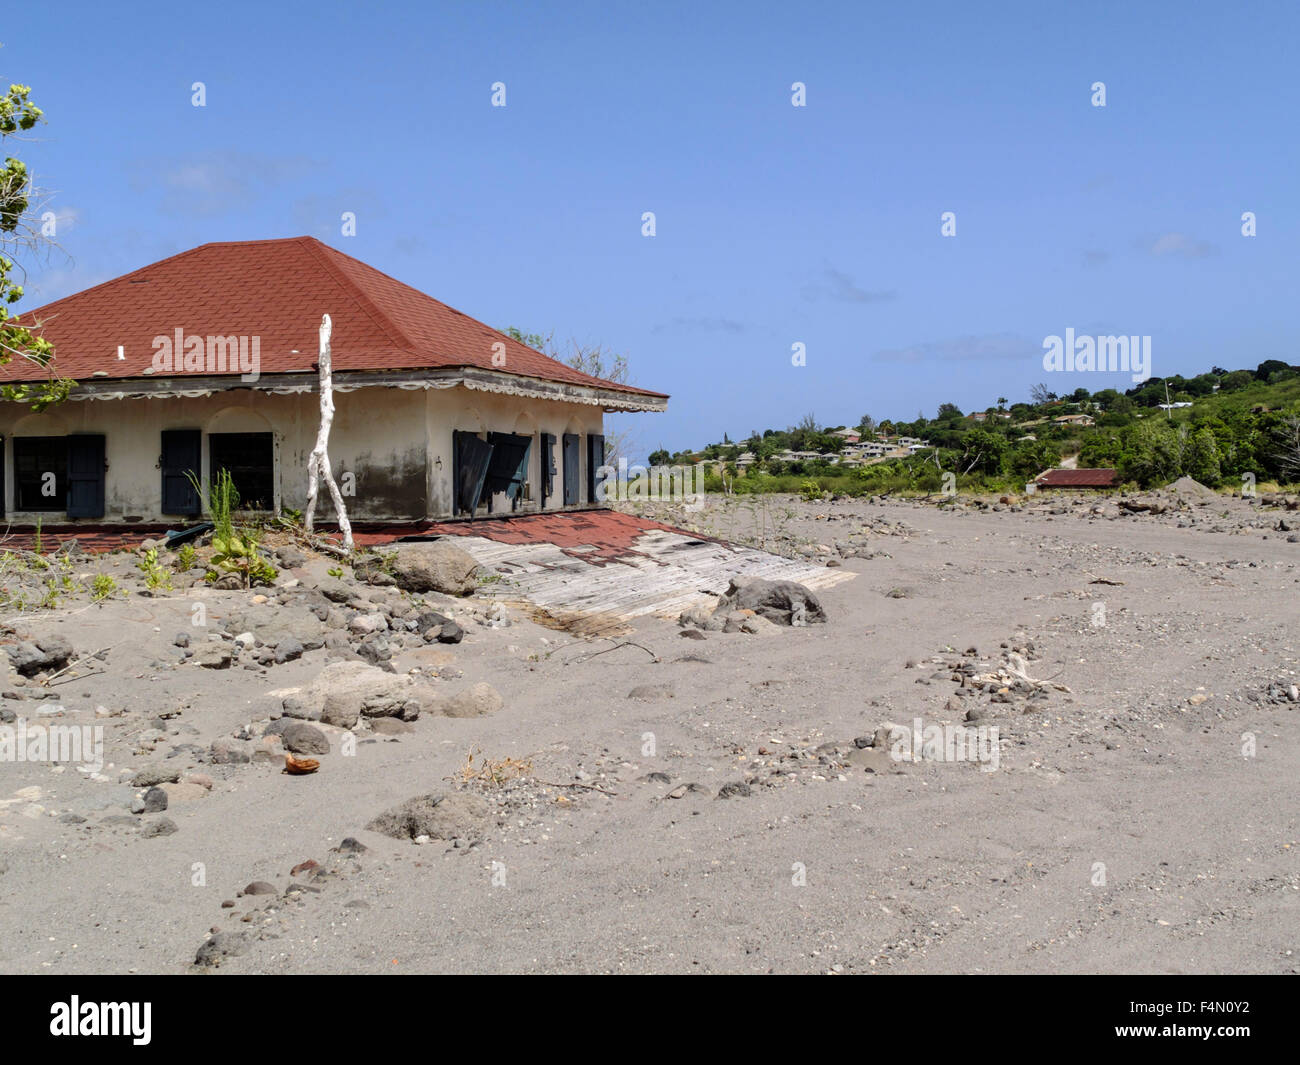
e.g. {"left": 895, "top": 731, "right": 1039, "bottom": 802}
{"left": 664, "top": 361, "right": 1300, "bottom": 496}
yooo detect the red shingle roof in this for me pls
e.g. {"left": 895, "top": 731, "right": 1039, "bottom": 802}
{"left": 1035, "top": 468, "right": 1119, "bottom": 487}
{"left": 8, "top": 237, "right": 665, "bottom": 399}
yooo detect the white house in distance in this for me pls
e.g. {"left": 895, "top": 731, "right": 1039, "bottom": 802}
{"left": 0, "top": 237, "right": 668, "bottom": 526}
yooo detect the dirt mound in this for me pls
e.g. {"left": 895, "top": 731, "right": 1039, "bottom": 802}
{"left": 1166, "top": 475, "right": 1217, "bottom": 499}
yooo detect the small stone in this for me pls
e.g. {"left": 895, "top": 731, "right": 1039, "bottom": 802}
{"left": 209, "top": 739, "right": 253, "bottom": 765}
{"left": 280, "top": 722, "right": 331, "bottom": 755}
{"left": 194, "top": 647, "right": 233, "bottom": 670}
{"left": 130, "top": 764, "right": 181, "bottom": 787}
{"left": 194, "top": 931, "right": 249, "bottom": 968}
{"left": 160, "top": 782, "right": 208, "bottom": 803}
{"left": 141, "top": 817, "right": 178, "bottom": 838}
{"left": 274, "top": 638, "right": 305, "bottom": 664}
{"left": 627, "top": 684, "right": 674, "bottom": 701}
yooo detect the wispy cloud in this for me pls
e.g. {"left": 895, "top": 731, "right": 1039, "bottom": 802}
{"left": 133, "top": 152, "right": 320, "bottom": 216}
{"left": 874, "top": 332, "right": 1038, "bottom": 364}
{"left": 802, "top": 265, "right": 895, "bottom": 305}
{"left": 291, "top": 190, "right": 382, "bottom": 240}
{"left": 1144, "top": 231, "right": 1216, "bottom": 259}
{"left": 391, "top": 234, "right": 429, "bottom": 256}
{"left": 24, "top": 268, "right": 110, "bottom": 305}
{"left": 46, "top": 205, "right": 81, "bottom": 233}
{"left": 651, "top": 315, "right": 745, "bottom": 335}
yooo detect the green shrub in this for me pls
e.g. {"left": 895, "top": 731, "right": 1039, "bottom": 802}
{"left": 90, "top": 574, "right": 118, "bottom": 602}
{"left": 136, "top": 548, "right": 173, "bottom": 591}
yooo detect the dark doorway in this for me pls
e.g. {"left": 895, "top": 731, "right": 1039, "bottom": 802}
{"left": 539, "top": 432, "right": 556, "bottom": 507}
{"left": 586, "top": 433, "right": 606, "bottom": 504}
{"left": 13, "top": 436, "right": 68, "bottom": 512}
{"left": 453, "top": 430, "right": 494, "bottom": 516}
{"left": 208, "top": 432, "right": 274, "bottom": 510}
{"left": 562, "top": 433, "right": 580, "bottom": 505}
{"left": 66, "top": 435, "right": 106, "bottom": 519}
{"left": 484, "top": 432, "right": 532, "bottom": 512}
{"left": 160, "top": 429, "right": 202, "bottom": 516}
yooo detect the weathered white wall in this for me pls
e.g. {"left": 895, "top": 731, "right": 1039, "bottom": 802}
{"left": 0, "top": 385, "right": 605, "bottom": 524}
{"left": 435, "top": 388, "right": 602, "bottom": 517}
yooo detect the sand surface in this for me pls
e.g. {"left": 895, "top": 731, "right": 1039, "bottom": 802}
{"left": 0, "top": 493, "right": 1296, "bottom": 974}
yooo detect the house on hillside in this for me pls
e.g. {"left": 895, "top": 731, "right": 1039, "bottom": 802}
{"left": 829, "top": 428, "right": 860, "bottom": 444}
{"left": 0, "top": 237, "right": 667, "bottom": 526}
{"left": 1052, "top": 413, "right": 1095, "bottom": 427}
{"left": 1034, "top": 468, "right": 1118, "bottom": 489}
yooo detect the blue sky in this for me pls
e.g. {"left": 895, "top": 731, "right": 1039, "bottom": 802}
{"left": 4, "top": 0, "right": 1297, "bottom": 458}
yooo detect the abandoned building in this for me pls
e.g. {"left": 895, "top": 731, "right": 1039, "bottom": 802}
{"left": 0, "top": 237, "right": 667, "bottom": 526}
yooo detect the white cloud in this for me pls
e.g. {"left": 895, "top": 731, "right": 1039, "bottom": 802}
{"left": 874, "top": 332, "right": 1038, "bottom": 364}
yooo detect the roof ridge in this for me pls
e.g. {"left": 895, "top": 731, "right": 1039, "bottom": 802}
{"left": 295, "top": 237, "right": 417, "bottom": 354}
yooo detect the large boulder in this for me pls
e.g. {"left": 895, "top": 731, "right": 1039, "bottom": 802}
{"left": 4, "top": 635, "right": 74, "bottom": 677}
{"left": 280, "top": 721, "right": 331, "bottom": 755}
{"left": 384, "top": 542, "right": 479, "bottom": 596}
{"left": 710, "top": 577, "right": 827, "bottom": 626}
{"left": 224, "top": 604, "right": 326, "bottom": 651}
{"left": 286, "top": 661, "right": 432, "bottom": 728}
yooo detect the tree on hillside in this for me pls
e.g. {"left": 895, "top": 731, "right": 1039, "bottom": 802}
{"left": 959, "top": 427, "right": 1008, "bottom": 475}
{"left": 1121, "top": 419, "right": 1184, "bottom": 486}
{"left": 0, "top": 65, "right": 71, "bottom": 410}
{"left": 1029, "top": 383, "right": 1056, "bottom": 406}
{"left": 1184, "top": 427, "right": 1222, "bottom": 485}
{"left": 1010, "top": 439, "right": 1058, "bottom": 479}
{"left": 1276, "top": 415, "right": 1300, "bottom": 482}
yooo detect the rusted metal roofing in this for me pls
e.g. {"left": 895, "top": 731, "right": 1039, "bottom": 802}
{"left": 1035, "top": 468, "right": 1120, "bottom": 487}
{"left": 361, "top": 509, "right": 856, "bottom": 636}
{"left": 11, "top": 237, "right": 667, "bottom": 404}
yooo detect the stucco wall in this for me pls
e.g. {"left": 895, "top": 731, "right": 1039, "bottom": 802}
{"left": 0, "top": 384, "right": 605, "bottom": 524}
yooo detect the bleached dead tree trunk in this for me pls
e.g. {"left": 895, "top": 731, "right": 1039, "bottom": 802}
{"left": 304, "top": 313, "right": 353, "bottom": 551}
